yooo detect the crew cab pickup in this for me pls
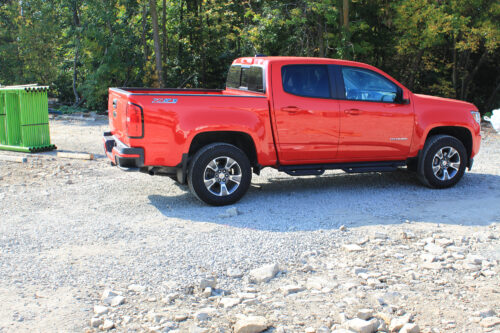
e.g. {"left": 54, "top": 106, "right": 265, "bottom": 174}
{"left": 103, "top": 56, "right": 481, "bottom": 205}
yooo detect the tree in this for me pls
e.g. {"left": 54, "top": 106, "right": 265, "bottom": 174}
{"left": 70, "top": 0, "right": 82, "bottom": 105}
{"left": 149, "top": 0, "right": 164, "bottom": 87}
{"left": 0, "top": 0, "right": 497, "bottom": 111}
{"left": 392, "top": 0, "right": 499, "bottom": 110}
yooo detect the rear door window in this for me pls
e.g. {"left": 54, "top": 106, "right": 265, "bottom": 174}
{"left": 282, "top": 65, "right": 331, "bottom": 98}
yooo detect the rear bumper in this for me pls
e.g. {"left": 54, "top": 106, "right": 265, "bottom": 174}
{"left": 103, "top": 132, "right": 144, "bottom": 170}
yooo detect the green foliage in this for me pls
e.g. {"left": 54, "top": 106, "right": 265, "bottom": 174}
{"left": 391, "top": 0, "right": 499, "bottom": 109}
{"left": 0, "top": 0, "right": 498, "bottom": 111}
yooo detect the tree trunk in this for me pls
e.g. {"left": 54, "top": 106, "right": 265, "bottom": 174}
{"left": 461, "top": 50, "right": 488, "bottom": 101}
{"left": 162, "top": 0, "right": 167, "bottom": 65}
{"left": 459, "top": 50, "right": 471, "bottom": 99}
{"left": 141, "top": 1, "right": 149, "bottom": 63}
{"left": 341, "top": 0, "right": 350, "bottom": 59}
{"left": 343, "top": 0, "right": 349, "bottom": 31}
{"left": 149, "top": 0, "right": 164, "bottom": 87}
{"left": 318, "top": 15, "right": 325, "bottom": 57}
{"left": 177, "top": 0, "right": 184, "bottom": 65}
{"left": 71, "top": 1, "right": 81, "bottom": 106}
{"left": 452, "top": 35, "right": 457, "bottom": 97}
{"left": 72, "top": 45, "right": 80, "bottom": 106}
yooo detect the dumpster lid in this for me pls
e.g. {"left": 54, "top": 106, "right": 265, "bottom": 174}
{"left": 0, "top": 84, "right": 49, "bottom": 92}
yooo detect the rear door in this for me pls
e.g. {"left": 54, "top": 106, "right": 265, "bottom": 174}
{"left": 336, "top": 66, "right": 414, "bottom": 160}
{"left": 271, "top": 63, "right": 340, "bottom": 163}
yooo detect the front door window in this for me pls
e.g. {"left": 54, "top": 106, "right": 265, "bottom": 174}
{"left": 342, "top": 67, "right": 398, "bottom": 103}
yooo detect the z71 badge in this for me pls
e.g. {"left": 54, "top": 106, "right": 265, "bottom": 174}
{"left": 152, "top": 98, "right": 178, "bottom": 104}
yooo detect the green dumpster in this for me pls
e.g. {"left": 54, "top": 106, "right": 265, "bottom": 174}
{"left": 0, "top": 85, "right": 56, "bottom": 153}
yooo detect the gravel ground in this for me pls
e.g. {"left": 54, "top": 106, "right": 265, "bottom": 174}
{"left": 0, "top": 116, "right": 499, "bottom": 332}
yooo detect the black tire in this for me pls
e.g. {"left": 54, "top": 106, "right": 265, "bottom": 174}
{"left": 188, "top": 143, "right": 252, "bottom": 206}
{"left": 417, "top": 135, "right": 467, "bottom": 188}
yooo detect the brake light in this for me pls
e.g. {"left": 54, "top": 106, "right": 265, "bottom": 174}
{"left": 126, "top": 103, "right": 143, "bottom": 138}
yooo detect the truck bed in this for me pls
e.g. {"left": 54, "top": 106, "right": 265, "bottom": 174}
{"left": 111, "top": 87, "right": 265, "bottom": 97}
{"left": 107, "top": 87, "right": 275, "bottom": 168}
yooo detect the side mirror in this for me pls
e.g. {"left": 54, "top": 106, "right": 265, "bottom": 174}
{"left": 396, "top": 88, "right": 410, "bottom": 104}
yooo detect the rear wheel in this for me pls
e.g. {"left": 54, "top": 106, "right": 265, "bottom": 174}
{"left": 418, "top": 135, "right": 467, "bottom": 188}
{"left": 188, "top": 143, "right": 252, "bottom": 206}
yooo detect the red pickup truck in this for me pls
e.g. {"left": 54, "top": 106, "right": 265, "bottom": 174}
{"left": 103, "top": 56, "right": 481, "bottom": 205}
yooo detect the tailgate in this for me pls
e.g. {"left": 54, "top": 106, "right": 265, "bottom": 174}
{"left": 108, "top": 89, "right": 129, "bottom": 145}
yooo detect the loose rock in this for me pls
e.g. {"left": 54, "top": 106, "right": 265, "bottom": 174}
{"left": 227, "top": 268, "right": 244, "bottom": 278}
{"left": 199, "top": 277, "right": 217, "bottom": 290}
{"left": 93, "top": 305, "right": 108, "bottom": 316}
{"left": 128, "top": 284, "right": 146, "bottom": 293}
{"left": 90, "top": 317, "right": 102, "bottom": 328}
{"left": 389, "top": 315, "right": 411, "bottom": 332}
{"left": 174, "top": 314, "right": 188, "bottom": 322}
{"left": 102, "top": 319, "right": 114, "bottom": 330}
{"left": 399, "top": 323, "right": 420, "bottom": 333}
{"left": 282, "top": 284, "right": 304, "bottom": 295}
{"left": 220, "top": 297, "right": 241, "bottom": 308}
{"left": 343, "top": 244, "right": 364, "bottom": 252}
{"left": 101, "top": 289, "right": 119, "bottom": 300}
{"left": 357, "top": 309, "right": 374, "bottom": 320}
{"left": 249, "top": 263, "right": 280, "bottom": 283}
{"left": 480, "top": 317, "right": 500, "bottom": 328}
{"left": 233, "top": 316, "right": 269, "bottom": 333}
{"left": 345, "top": 318, "right": 376, "bottom": 333}
{"left": 110, "top": 295, "right": 126, "bottom": 306}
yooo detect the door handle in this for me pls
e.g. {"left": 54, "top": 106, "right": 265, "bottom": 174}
{"left": 344, "top": 108, "right": 361, "bottom": 115}
{"left": 282, "top": 106, "right": 301, "bottom": 113}
{"left": 281, "top": 106, "right": 309, "bottom": 114}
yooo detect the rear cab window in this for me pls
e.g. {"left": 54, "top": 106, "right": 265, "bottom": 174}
{"left": 226, "top": 65, "right": 265, "bottom": 93}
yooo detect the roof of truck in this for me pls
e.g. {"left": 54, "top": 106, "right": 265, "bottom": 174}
{"left": 232, "top": 56, "right": 370, "bottom": 68}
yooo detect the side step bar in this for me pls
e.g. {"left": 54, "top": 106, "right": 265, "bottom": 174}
{"left": 279, "top": 161, "right": 406, "bottom": 176}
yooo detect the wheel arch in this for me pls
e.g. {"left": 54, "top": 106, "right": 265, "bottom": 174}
{"left": 188, "top": 131, "right": 258, "bottom": 168}
{"left": 424, "top": 126, "right": 473, "bottom": 159}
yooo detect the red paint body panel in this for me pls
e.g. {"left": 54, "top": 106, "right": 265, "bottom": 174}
{"left": 408, "top": 93, "right": 481, "bottom": 158}
{"left": 336, "top": 99, "right": 414, "bottom": 161}
{"left": 106, "top": 56, "right": 481, "bottom": 171}
{"left": 109, "top": 88, "right": 276, "bottom": 167}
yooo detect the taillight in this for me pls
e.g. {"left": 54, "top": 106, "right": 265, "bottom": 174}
{"left": 126, "top": 103, "right": 143, "bottom": 138}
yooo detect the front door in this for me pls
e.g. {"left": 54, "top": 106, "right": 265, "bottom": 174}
{"left": 336, "top": 66, "right": 414, "bottom": 161}
{"left": 272, "top": 64, "right": 340, "bottom": 164}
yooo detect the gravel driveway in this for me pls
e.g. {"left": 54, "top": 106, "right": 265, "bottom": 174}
{"left": 0, "top": 117, "right": 499, "bottom": 332}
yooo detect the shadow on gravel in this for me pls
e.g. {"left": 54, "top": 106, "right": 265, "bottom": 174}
{"left": 149, "top": 170, "right": 500, "bottom": 232}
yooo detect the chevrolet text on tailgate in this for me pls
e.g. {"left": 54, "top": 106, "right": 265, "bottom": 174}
{"left": 103, "top": 56, "right": 481, "bottom": 206}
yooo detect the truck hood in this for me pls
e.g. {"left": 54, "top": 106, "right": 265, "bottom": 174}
{"left": 413, "top": 93, "right": 477, "bottom": 111}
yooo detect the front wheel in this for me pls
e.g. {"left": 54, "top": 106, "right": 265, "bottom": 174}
{"left": 188, "top": 143, "right": 252, "bottom": 206}
{"left": 418, "top": 135, "right": 467, "bottom": 188}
